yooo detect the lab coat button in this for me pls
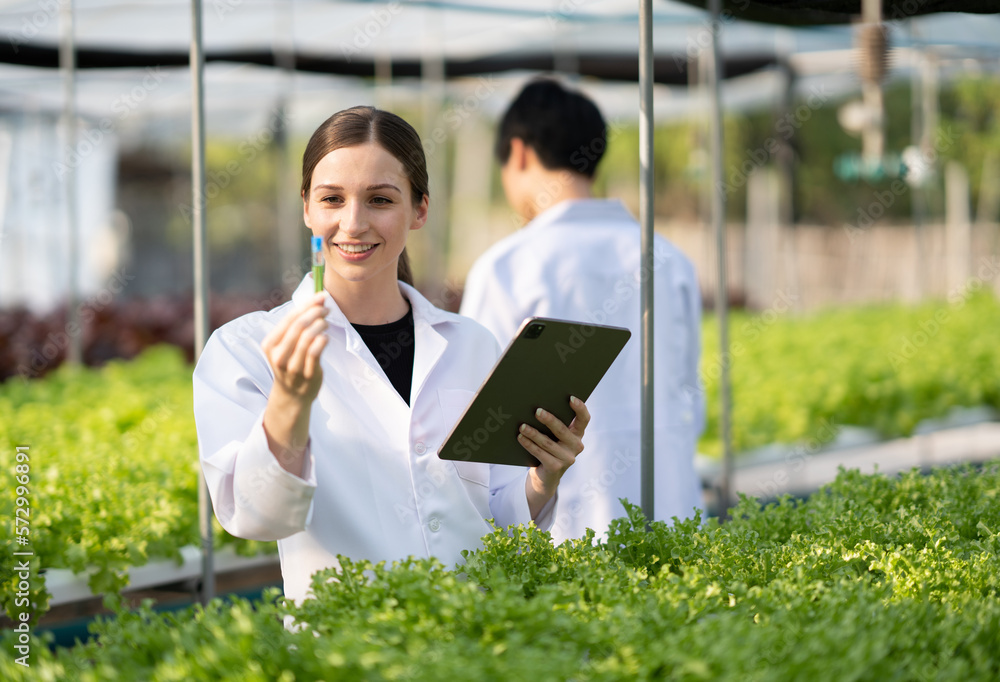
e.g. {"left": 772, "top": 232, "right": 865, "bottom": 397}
{"left": 414, "top": 441, "right": 427, "bottom": 455}
{"left": 428, "top": 516, "right": 441, "bottom": 532}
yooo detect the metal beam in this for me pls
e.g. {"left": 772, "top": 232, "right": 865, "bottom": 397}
{"left": 59, "top": 0, "right": 81, "bottom": 365}
{"left": 638, "top": 0, "right": 655, "bottom": 525}
{"left": 707, "top": 0, "right": 733, "bottom": 517}
{"left": 190, "top": 0, "right": 214, "bottom": 605}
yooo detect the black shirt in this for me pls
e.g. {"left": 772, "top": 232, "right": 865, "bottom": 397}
{"left": 351, "top": 306, "right": 415, "bottom": 405}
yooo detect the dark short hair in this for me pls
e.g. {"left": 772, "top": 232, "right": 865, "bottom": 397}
{"left": 495, "top": 78, "right": 607, "bottom": 178}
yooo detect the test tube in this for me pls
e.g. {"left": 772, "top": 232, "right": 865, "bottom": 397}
{"left": 311, "top": 236, "right": 324, "bottom": 293}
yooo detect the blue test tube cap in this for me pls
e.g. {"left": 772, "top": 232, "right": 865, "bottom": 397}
{"left": 311, "top": 236, "right": 323, "bottom": 252}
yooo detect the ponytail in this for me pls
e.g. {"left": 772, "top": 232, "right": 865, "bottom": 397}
{"left": 397, "top": 247, "right": 414, "bottom": 286}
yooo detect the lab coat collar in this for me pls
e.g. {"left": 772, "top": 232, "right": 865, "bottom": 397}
{"left": 525, "top": 198, "right": 635, "bottom": 232}
{"left": 398, "top": 281, "right": 454, "bottom": 327}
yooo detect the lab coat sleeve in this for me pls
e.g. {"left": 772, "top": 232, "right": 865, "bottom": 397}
{"left": 488, "top": 466, "right": 557, "bottom": 533}
{"left": 193, "top": 327, "right": 317, "bottom": 542}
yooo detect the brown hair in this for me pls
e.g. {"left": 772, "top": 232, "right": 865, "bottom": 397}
{"left": 301, "top": 106, "right": 428, "bottom": 286}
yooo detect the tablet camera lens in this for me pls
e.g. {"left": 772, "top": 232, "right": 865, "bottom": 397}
{"left": 525, "top": 323, "right": 545, "bottom": 339}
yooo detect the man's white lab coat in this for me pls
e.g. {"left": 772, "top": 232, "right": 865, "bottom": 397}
{"left": 194, "top": 275, "right": 547, "bottom": 603}
{"left": 460, "top": 199, "right": 705, "bottom": 544}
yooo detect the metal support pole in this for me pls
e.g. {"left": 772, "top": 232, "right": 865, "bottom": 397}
{"left": 191, "top": 0, "right": 214, "bottom": 604}
{"left": 919, "top": 49, "right": 939, "bottom": 291}
{"left": 274, "top": 2, "right": 299, "bottom": 294}
{"left": 420, "top": 11, "right": 447, "bottom": 298}
{"left": 638, "top": 0, "right": 655, "bottom": 525}
{"left": 707, "top": 0, "right": 732, "bottom": 517}
{"left": 59, "top": 0, "right": 81, "bottom": 365}
{"left": 909, "top": 23, "right": 926, "bottom": 299}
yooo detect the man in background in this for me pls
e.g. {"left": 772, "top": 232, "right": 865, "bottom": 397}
{"left": 459, "top": 77, "right": 705, "bottom": 543}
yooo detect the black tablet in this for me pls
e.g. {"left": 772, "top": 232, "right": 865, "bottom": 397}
{"left": 438, "top": 317, "right": 631, "bottom": 467}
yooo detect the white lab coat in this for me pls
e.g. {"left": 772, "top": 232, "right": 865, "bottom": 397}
{"left": 460, "top": 198, "right": 704, "bottom": 544}
{"left": 194, "top": 275, "right": 548, "bottom": 604}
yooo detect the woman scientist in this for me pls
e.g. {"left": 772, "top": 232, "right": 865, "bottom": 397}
{"left": 192, "top": 106, "right": 589, "bottom": 604}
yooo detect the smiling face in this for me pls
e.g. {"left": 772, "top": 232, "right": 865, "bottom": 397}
{"left": 303, "top": 142, "right": 428, "bottom": 295}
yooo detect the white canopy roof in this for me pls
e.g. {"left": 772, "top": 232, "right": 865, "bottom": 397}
{"left": 0, "top": 1, "right": 996, "bottom": 133}
{"left": 0, "top": 0, "right": 996, "bottom": 57}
